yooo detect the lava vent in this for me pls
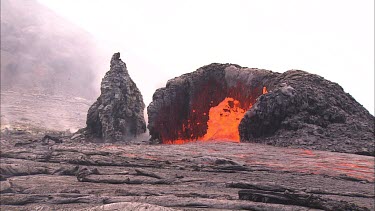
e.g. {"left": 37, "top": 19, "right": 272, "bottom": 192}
{"left": 147, "top": 63, "right": 374, "bottom": 155}
{"left": 147, "top": 63, "right": 276, "bottom": 144}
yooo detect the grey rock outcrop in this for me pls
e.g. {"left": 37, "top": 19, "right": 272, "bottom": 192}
{"left": 83, "top": 52, "right": 146, "bottom": 142}
{"left": 147, "top": 63, "right": 374, "bottom": 154}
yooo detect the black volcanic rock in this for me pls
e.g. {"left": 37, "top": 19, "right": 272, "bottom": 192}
{"left": 83, "top": 53, "right": 146, "bottom": 142}
{"left": 147, "top": 64, "right": 374, "bottom": 154}
{"left": 239, "top": 70, "right": 374, "bottom": 154}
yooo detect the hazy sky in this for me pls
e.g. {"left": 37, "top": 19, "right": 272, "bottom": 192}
{"left": 38, "top": 0, "right": 374, "bottom": 114}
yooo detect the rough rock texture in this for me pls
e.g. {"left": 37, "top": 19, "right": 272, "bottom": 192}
{"left": 239, "top": 70, "right": 374, "bottom": 155}
{"left": 147, "top": 63, "right": 374, "bottom": 154}
{"left": 80, "top": 202, "right": 179, "bottom": 211}
{"left": 83, "top": 53, "right": 146, "bottom": 142}
{"left": 1, "top": 129, "right": 374, "bottom": 210}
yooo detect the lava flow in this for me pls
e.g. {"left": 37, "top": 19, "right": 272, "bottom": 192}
{"left": 165, "top": 97, "right": 251, "bottom": 144}
{"left": 201, "top": 98, "right": 248, "bottom": 142}
{"left": 164, "top": 86, "right": 268, "bottom": 144}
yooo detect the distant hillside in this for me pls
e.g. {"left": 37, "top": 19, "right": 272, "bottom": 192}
{"left": 1, "top": 0, "right": 105, "bottom": 99}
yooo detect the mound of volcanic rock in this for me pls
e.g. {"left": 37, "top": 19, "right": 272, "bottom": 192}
{"left": 147, "top": 63, "right": 374, "bottom": 154}
{"left": 80, "top": 53, "right": 146, "bottom": 142}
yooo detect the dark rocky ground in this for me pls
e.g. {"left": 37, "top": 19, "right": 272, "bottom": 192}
{"left": 1, "top": 128, "right": 374, "bottom": 211}
{"left": 1, "top": 90, "right": 374, "bottom": 211}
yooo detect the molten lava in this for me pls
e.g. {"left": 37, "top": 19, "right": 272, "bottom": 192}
{"left": 201, "top": 98, "right": 247, "bottom": 142}
{"left": 163, "top": 86, "right": 268, "bottom": 144}
{"left": 165, "top": 97, "right": 250, "bottom": 144}
{"left": 262, "top": 86, "right": 268, "bottom": 94}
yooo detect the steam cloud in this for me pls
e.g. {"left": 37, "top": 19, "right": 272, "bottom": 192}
{"left": 1, "top": 0, "right": 107, "bottom": 99}
{"left": 1, "top": 0, "right": 109, "bottom": 131}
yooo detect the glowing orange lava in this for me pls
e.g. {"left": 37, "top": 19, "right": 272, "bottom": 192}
{"left": 164, "top": 97, "right": 250, "bottom": 144}
{"left": 164, "top": 86, "right": 269, "bottom": 144}
{"left": 201, "top": 98, "right": 247, "bottom": 142}
{"left": 262, "top": 86, "right": 268, "bottom": 94}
